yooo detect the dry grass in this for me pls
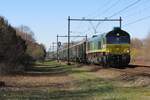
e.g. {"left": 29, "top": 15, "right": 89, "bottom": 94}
{"left": 0, "top": 61, "right": 150, "bottom": 100}
{"left": 0, "top": 75, "right": 72, "bottom": 88}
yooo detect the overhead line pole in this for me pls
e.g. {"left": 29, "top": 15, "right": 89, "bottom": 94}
{"left": 68, "top": 16, "right": 71, "bottom": 65}
{"left": 120, "top": 17, "right": 122, "bottom": 29}
{"left": 57, "top": 34, "right": 59, "bottom": 62}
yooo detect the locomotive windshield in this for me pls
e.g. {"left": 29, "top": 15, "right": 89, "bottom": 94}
{"left": 106, "top": 28, "right": 130, "bottom": 44}
{"left": 107, "top": 36, "right": 130, "bottom": 44}
{"left": 107, "top": 33, "right": 130, "bottom": 44}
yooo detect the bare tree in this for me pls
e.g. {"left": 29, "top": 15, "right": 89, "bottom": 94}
{"left": 16, "top": 25, "right": 35, "bottom": 42}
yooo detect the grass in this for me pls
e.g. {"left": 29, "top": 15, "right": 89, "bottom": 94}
{"left": 0, "top": 61, "right": 150, "bottom": 100}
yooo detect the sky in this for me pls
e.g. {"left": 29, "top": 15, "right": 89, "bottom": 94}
{"left": 0, "top": 0, "right": 150, "bottom": 50}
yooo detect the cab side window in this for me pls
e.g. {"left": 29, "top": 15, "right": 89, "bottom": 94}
{"left": 98, "top": 41, "right": 101, "bottom": 49}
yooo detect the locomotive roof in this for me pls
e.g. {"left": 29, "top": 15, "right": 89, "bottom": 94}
{"left": 88, "top": 33, "right": 105, "bottom": 42}
{"left": 88, "top": 27, "right": 130, "bottom": 42}
{"left": 106, "top": 27, "right": 130, "bottom": 37}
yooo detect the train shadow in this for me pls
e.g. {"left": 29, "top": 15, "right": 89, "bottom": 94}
{"left": 23, "top": 63, "right": 92, "bottom": 76}
{"left": 129, "top": 64, "right": 150, "bottom": 68}
{"left": 22, "top": 65, "right": 73, "bottom": 77}
{"left": 112, "top": 64, "right": 150, "bottom": 69}
{"left": 15, "top": 62, "right": 150, "bottom": 77}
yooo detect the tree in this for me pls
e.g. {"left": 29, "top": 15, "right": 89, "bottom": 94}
{"left": 131, "top": 38, "right": 143, "bottom": 49}
{"left": 26, "top": 43, "right": 46, "bottom": 61}
{"left": 142, "top": 32, "right": 150, "bottom": 60}
{"left": 0, "top": 16, "right": 28, "bottom": 74}
{"left": 16, "top": 25, "right": 46, "bottom": 62}
{"left": 16, "top": 25, "right": 35, "bottom": 42}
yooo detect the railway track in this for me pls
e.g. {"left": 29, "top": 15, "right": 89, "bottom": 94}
{"left": 70, "top": 62, "right": 150, "bottom": 78}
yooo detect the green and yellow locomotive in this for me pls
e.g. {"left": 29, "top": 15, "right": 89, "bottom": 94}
{"left": 57, "top": 27, "right": 130, "bottom": 67}
{"left": 86, "top": 27, "right": 130, "bottom": 66}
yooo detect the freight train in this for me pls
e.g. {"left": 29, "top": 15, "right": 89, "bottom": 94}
{"left": 55, "top": 27, "right": 130, "bottom": 67}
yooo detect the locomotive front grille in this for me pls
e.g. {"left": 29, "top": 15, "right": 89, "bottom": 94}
{"left": 106, "top": 44, "right": 130, "bottom": 54}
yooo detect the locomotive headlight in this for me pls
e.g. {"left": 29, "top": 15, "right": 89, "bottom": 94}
{"left": 117, "top": 33, "right": 120, "bottom": 36}
{"left": 126, "top": 49, "right": 130, "bottom": 53}
{"left": 127, "top": 50, "right": 130, "bottom": 53}
{"left": 124, "top": 49, "right": 130, "bottom": 53}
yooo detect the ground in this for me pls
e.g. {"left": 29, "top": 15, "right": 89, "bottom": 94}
{"left": 0, "top": 61, "right": 150, "bottom": 100}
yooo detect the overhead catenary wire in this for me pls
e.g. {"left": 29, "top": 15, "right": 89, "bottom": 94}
{"left": 95, "top": 0, "right": 125, "bottom": 30}
{"left": 109, "top": 0, "right": 141, "bottom": 18}
{"left": 67, "top": 0, "right": 142, "bottom": 42}
{"left": 89, "top": 0, "right": 121, "bottom": 34}
{"left": 123, "top": 1, "right": 150, "bottom": 19}
{"left": 71, "top": 0, "right": 116, "bottom": 39}
{"left": 89, "top": 21, "right": 97, "bottom": 34}
{"left": 95, "top": 0, "right": 141, "bottom": 31}
{"left": 123, "top": 15, "right": 150, "bottom": 27}
{"left": 85, "top": 0, "right": 111, "bottom": 18}
{"left": 72, "top": 0, "right": 109, "bottom": 36}
{"left": 71, "top": 0, "right": 123, "bottom": 41}
{"left": 93, "top": 0, "right": 121, "bottom": 18}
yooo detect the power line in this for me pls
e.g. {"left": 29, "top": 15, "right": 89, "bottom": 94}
{"left": 94, "top": 0, "right": 121, "bottom": 18}
{"left": 109, "top": 0, "right": 141, "bottom": 18}
{"left": 68, "top": 0, "right": 141, "bottom": 41}
{"left": 89, "top": 21, "right": 97, "bottom": 34}
{"left": 95, "top": 0, "right": 141, "bottom": 30}
{"left": 123, "top": 2, "right": 150, "bottom": 19}
{"left": 72, "top": 0, "right": 115, "bottom": 38}
{"left": 123, "top": 15, "right": 150, "bottom": 27}
{"left": 85, "top": 0, "right": 111, "bottom": 18}
{"left": 89, "top": 0, "right": 121, "bottom": 32}
{"left": 95, "top": 0, "right": 123, "bottom": 30}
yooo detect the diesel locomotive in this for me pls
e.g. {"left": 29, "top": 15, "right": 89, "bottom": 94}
{"left": 56, "top": 27, "right": 130, "bottom": 67}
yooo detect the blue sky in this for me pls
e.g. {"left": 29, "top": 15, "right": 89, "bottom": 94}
{"left": 0, "top": 0, "right": 150, "bottom": 50}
